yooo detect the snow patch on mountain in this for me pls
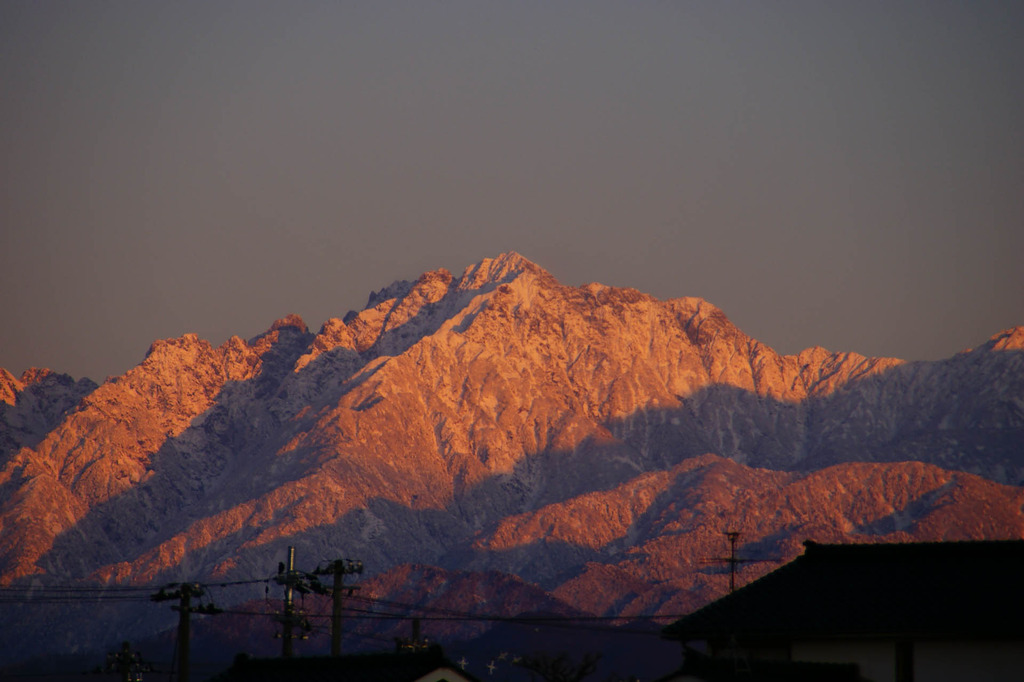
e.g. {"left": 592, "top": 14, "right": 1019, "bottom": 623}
{"left": 0, "top": 253, "right": 1021, "bottom": 664}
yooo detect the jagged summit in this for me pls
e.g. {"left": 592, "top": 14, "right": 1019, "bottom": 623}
{"left": 17, "top": 367, "right": 58, "bottom": 385}
{"left": 363, "top": 252, "right": 548, "bottom": 311}
{"left": 0, "top": 368, "right": 21, "bottom": 406}
{"left": 0, "top": 367, "right": 97, "bottom": 408}
{"left": 455, "top": 251, "right": 550, "bottom": 289}
{"left": 267, "top": 313, "right": 309, "bottom": 334}
{"left": 986, "top": 325, "right": 1024, "bottom": 352}
{"left": 1, "top": 368, "right": 82, "bottom": 406}
{"left": 0, "top": 255, "right": 1020, "bottom": 665}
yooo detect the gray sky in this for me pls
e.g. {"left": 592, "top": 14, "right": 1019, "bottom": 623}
{"left": 2, "top": 1, "right": 1022, "bottom": 382}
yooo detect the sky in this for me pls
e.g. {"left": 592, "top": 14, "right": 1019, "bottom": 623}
{"left": 2, "top": 1, "right": 1022, "bottom": 382}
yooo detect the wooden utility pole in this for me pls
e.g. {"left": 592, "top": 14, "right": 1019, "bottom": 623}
{"left": 178, "top": 584, "right": 193, "bottom": 680}
{"left": 331, "top": 562, "right": 344, "bottom": 656}
{"left": 318, "top": 558, "right": 363, "bottom": 656}
{"left": 152, "top": 583, "right": 219, "bottom": 682}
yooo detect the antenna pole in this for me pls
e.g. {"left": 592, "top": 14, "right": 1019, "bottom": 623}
{"left": 727, "top": 531, "right": 740, "bottom": 592}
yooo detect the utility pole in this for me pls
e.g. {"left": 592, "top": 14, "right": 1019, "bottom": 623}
{"left": 274, "top": 546, "right": 319, "bottom": 657}
{"left": 105, "top": 641, "right": 149, "bottom": 682}
{"left": 276, "top": 546, "right": 298, "bottom": 658}
{"left": 177, "top": 584, "right": 194, "bottom": 681}
{"left": 395, "top": 617, "right": 430, "bottom": 653}
{"left": 273, "top": 548, "right": 364, "bottom": 657}
{"left": 151, "top": 583, "right": 220, "bottom": 682}
{"left": 313, "top": 559, "right": 363, "bottom": 656}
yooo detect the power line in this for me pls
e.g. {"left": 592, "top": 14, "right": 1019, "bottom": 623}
{"left": 220, "top": 599, "right": 675, "bottom": 637}
{"left": 1, "top": 568, "right": 693, "bottom": 657}
{"left": 0, "top": 579, "right": 695, "bottom": 627}
{"left": 0, "top": 577, "right": 272, "bottom": 605}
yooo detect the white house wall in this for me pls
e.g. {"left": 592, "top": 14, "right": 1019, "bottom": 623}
{"left": 414, "top": 668, "right": 476, "bottom": 682}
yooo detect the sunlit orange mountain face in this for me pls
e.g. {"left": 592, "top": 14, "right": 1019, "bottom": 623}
{"left": 2, "top": 253, "right": 1022, "bottom": 667}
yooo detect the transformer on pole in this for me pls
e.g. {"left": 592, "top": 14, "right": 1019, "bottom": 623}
{"left": 313, "top": 558, "right": 364, "bottom": 656}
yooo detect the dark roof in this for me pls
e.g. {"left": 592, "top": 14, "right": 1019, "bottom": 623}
{"left": 663, "top": 539, "right": 1024, "bottom": 642}
{"left": 213, "top": 648, "right": 481, "bottom": 682}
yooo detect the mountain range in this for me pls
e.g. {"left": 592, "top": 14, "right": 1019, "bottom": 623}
{"left": 2, "top": 252, "right": 1022, "bottom": 670}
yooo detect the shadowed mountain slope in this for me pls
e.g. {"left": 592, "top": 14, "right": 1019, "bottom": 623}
{"left": 0, "top": 253, "right": 1021, "bottom": 663}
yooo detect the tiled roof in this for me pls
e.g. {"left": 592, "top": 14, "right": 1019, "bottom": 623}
{"left": 213, "top": 648, "right": 481, "bottom": 682}
{"left": 663, "top": 539, "right": 1024, "bottom": 641}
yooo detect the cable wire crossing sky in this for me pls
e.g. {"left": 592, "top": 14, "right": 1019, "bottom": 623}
{"left": 2, "top": 1, "right": 1022, "bottom": 381}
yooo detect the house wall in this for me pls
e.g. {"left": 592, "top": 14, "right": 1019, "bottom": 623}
{"left": 791, "top": 639, "right": 1024, "bottom": 682}
{"left": 791, "top": 641, "right": 895, "bottom": 682}
{"left": 914, "top": 641, "right": 1024, "bottom": 682}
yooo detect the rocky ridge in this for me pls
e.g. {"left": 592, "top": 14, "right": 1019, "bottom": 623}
{"left": 0, "top": 368, "right": 97, "bottom": 461}
{"left": 0, "top": 252, "right": 1021, "bottom": 662}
